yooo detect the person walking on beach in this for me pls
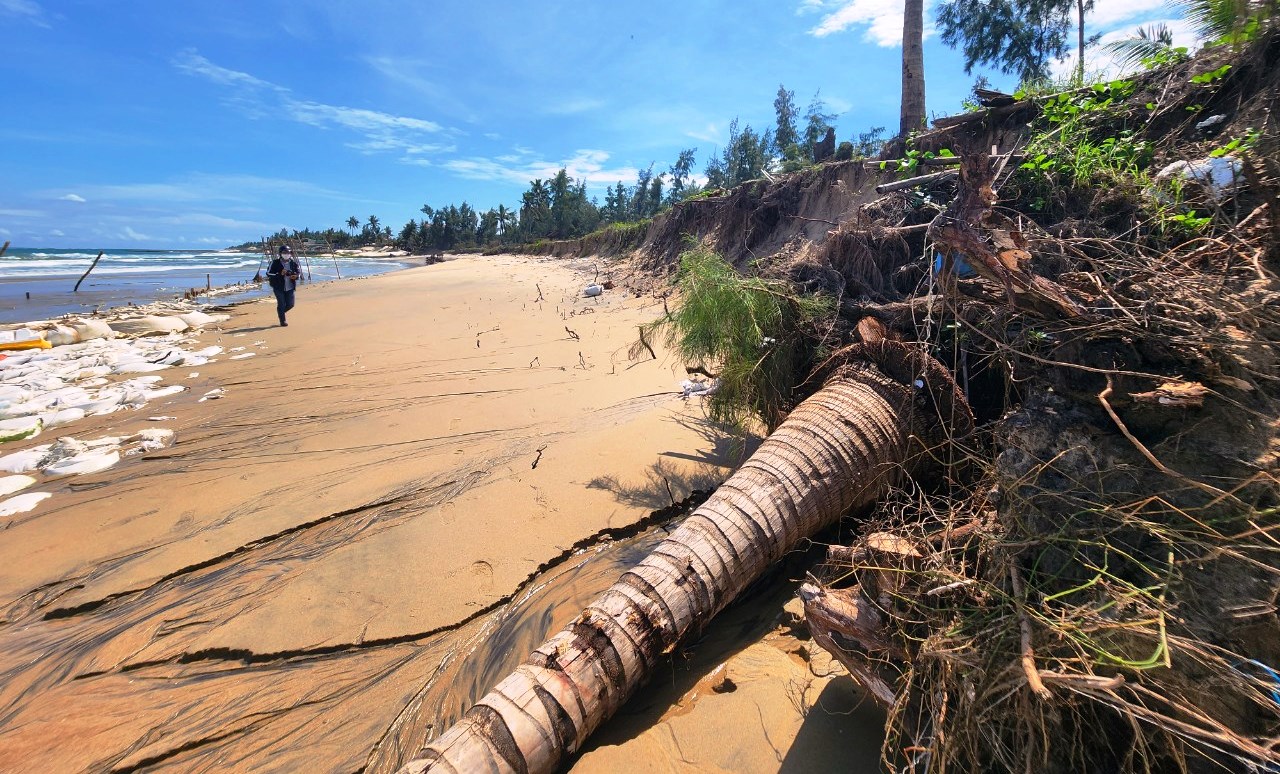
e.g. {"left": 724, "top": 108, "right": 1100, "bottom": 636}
{"left": 266, "top": 245, "right": 301, "bottom": 326}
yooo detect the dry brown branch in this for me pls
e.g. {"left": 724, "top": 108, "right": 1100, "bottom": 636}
{"left": 1007, "top": 564, "right": 1052, "bottom": 700}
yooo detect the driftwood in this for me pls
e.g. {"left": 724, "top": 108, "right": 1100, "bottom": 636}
{"left": 0, "top": 240, "right": 9, "bottom": 257}
{"left": 928, "top": 154, "right": 1083, "bottom": 318}
{"left": 875, "top": 169, "right": 958, "bottom": 194}
{"left": 399, "top": 343, "right": 972, "bottom": 773}
{"left": 72, "top": 250, "right": 105, "bottom": 292}
{"left": 798, "top": 582, "right": 899, "bottom": 706}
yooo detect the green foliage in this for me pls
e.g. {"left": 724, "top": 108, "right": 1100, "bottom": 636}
{"left": 1165, "top": 209, "right": 1213, "bottom": 233}
{"left": 936, "top": 0, "right": 1084, "bottom": 83}
{"left": 1209, "top": 128, "right": 1260, "bottom": 158}
{"left": 1017, "top": 80, "right": 1151, "bottom": 195}
{"left": 1020, "top": 132, "right": 1152, "bottom": 187}
{"left": 852, "top": 126, "right": 888, "bottom": 159}
{"left": 880, "top": 146, "right": 955, "bottom": 175}
{"left": 773, "top": 85, "right": 800, "bottom": 155}
{"left": 1177, "top": 0, "right": 1275, "bottom": 46}
{"left": 651, "top": 248, "right": 833, "bottom": 430}
{"left": 1104, "top": 23, "right": 1188, "bottom": 71}
{"left": 705, "top": 117, "right": 773, "bottom": 189}
{"left": 1190, "top": 63, "right": 1231, "bottom": 83}
{"left": 802, "top": 92, "right": 837, "bottom": 162}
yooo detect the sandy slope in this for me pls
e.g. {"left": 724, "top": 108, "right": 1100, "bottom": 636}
{"left": 0, "top": 254, "right": 880, "bottom": 772}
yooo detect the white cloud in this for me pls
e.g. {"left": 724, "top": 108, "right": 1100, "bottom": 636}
{"left": 70, "top": 173, "right": 347, "bottom": 205}
{"left": 0, "top": 228, "right": 10, "bottom": 235}
{"left": 286, "top": 101, "right": 441, "bottom": 134}
{"left": 0, "top": 0, "right": 47, "bottom": 26}
{"left": 797, "top": 0, "right": 827, "bottom": 14}
{"left": 121, "top": 226, "right": 154, "bottom": 242}
{"left": 1088, "top": 0, "right": 1172, "bottom": 30}
{"left": 443, "top": 149, "right": 640, "bottom": 188}
{"left": 0, "top": 208, "right": 43, "bottom": 217}
{"left": 544, "top": 98, "right": 607, "bottom": 116}
{"left": 173, "top": 50, "right": 282, "bottom": 92}
{"left": 48, "top": 229, "right": 64, "bottom": 237}
{"left": 175, "top": 50, "right": 449, "bottom": 159}
{"left": 686, "top": 122, "right": 722, "bottom": 144}
{"left": 60, "top": 193, "right": 86, "bottom": 203}
{"left": 807, "top": 0, "right": 934, "bottom": 47}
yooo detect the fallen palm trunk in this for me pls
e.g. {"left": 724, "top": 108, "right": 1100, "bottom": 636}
{"left": 400, "top": 342, "right": 971, "bottom": 773}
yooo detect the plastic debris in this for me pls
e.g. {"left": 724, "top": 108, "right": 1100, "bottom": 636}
{"left": 934, "top": 252, "right": 978, "bottom": 279}
{"left": 680, "top": 378, "right": 720, "bottom": 398}
{"left": 583, "top": 284, "right": 604, "bottom": 297}
{"left": 1155, "top": 156, "right": 1243, "bottom": 201}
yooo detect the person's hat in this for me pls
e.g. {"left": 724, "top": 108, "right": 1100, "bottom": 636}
{"left": 280, "top": 245, "right": 292, "bottom": 253}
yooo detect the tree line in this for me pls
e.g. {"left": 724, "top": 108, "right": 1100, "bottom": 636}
{"left": 247, "top": 0, "right": 1271, "bottom": 255}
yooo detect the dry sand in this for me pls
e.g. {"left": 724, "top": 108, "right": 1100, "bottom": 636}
{"left": 0, "top": 254, "right": 881, "bottom": 772}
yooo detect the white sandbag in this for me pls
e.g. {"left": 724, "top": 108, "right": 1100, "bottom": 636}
{"left": 42, "top": 408, "right": 86, "bottom": 428}
{"left": 0, "top": 446, "right": 50, "bottom": 474}
{"left": 0, "top": 328, "right": 42, "bottom": 344}
{"left": 0, "top": 417, "right": 42, "bottom": 443}
{"left": 143, "top": 385, "right": 185, "bottom": 400}
{"left": 45, "top": 325, "right": 80, "bottom": 347}
{"left": 75, "top": 365, "right": 112, "bottom": 380}
{"left": 0, "top": 402, "right": 38, "bottom": 420}
{"left": 176, "top": 311, "right": 225, "bottom": 328}
{"left": 110, "top": 316, "right": 189, "bottom": 336}
{"left": 0, "top": 491, "right": 51, "bottom": 516}
{"left": 583, "top": 284, "right": 604, "bottom": 297}
{"left": 44, "top": 449, "right": 120, "bottom": 476}
{"left": 113, "top": 361, "right": 170, "bottom": 374}
{"left": 71, "top": 319, "right": 115, "bottom": 342}
{"left": 0, "top": 474, "right": 36, "bottom": 496}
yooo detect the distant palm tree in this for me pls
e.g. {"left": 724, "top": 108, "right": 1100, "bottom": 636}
{"left": 496, "top": 204, "right": 511, "bottom": 237}
{"left": 346, "top": 216, "right": 359, "bottom": 236}
{"left": 367, "top": 215, "right": 380, "bottom": 243}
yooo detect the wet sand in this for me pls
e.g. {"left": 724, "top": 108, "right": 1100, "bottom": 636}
{"left": 0, "top": 254, "right": 881, "bottom": 772}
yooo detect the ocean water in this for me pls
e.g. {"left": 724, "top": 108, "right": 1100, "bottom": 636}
{"left": 0, "top": 247, "right": 411, "bottom": 324}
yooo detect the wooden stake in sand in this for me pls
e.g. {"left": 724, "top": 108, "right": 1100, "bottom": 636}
{"left": 72, "top": 250, "right": 105, "bottom": 292}
{"left": 0, "top": 240, "right": 9, "bottom": 257}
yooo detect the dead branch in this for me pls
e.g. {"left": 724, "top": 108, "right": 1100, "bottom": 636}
{"left": 1008, "top": 564, "right": 1052, "bottom": 700}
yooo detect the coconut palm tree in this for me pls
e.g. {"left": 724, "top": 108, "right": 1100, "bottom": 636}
{"left": 399, "top": 342, "right": 971, "bottom": 774}
{"left": 346, "top": 216, "right": 360, "bottom": 236}
{"left": 900, "top": 0, "right": 926, "bottom": 136}
{"left": 1103, "top": 23, "right": 1181, "bottom": 69}
{"left": 1178, "top": 0, "right": 1275, "bottom": 43}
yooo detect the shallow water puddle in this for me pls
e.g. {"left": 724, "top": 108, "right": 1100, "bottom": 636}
{"left": 0, "top": 500, "right": 677, "bottom": 772}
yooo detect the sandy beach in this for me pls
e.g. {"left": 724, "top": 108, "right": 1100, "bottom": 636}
{"left": 0, "top": 254, "right": 880, "bottom": 772}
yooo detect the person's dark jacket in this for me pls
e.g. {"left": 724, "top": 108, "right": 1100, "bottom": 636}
{"left": 266, "top": 257, "right": 301, "bottom": 292}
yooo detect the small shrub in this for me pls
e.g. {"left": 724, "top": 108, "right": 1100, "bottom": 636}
{"left": 647, "top": 248, "right": 834, "bottom": 431}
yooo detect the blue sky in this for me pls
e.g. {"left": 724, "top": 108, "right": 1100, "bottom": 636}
{"left": 1, "top": 0, "right": 1191, "bottom": 249}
